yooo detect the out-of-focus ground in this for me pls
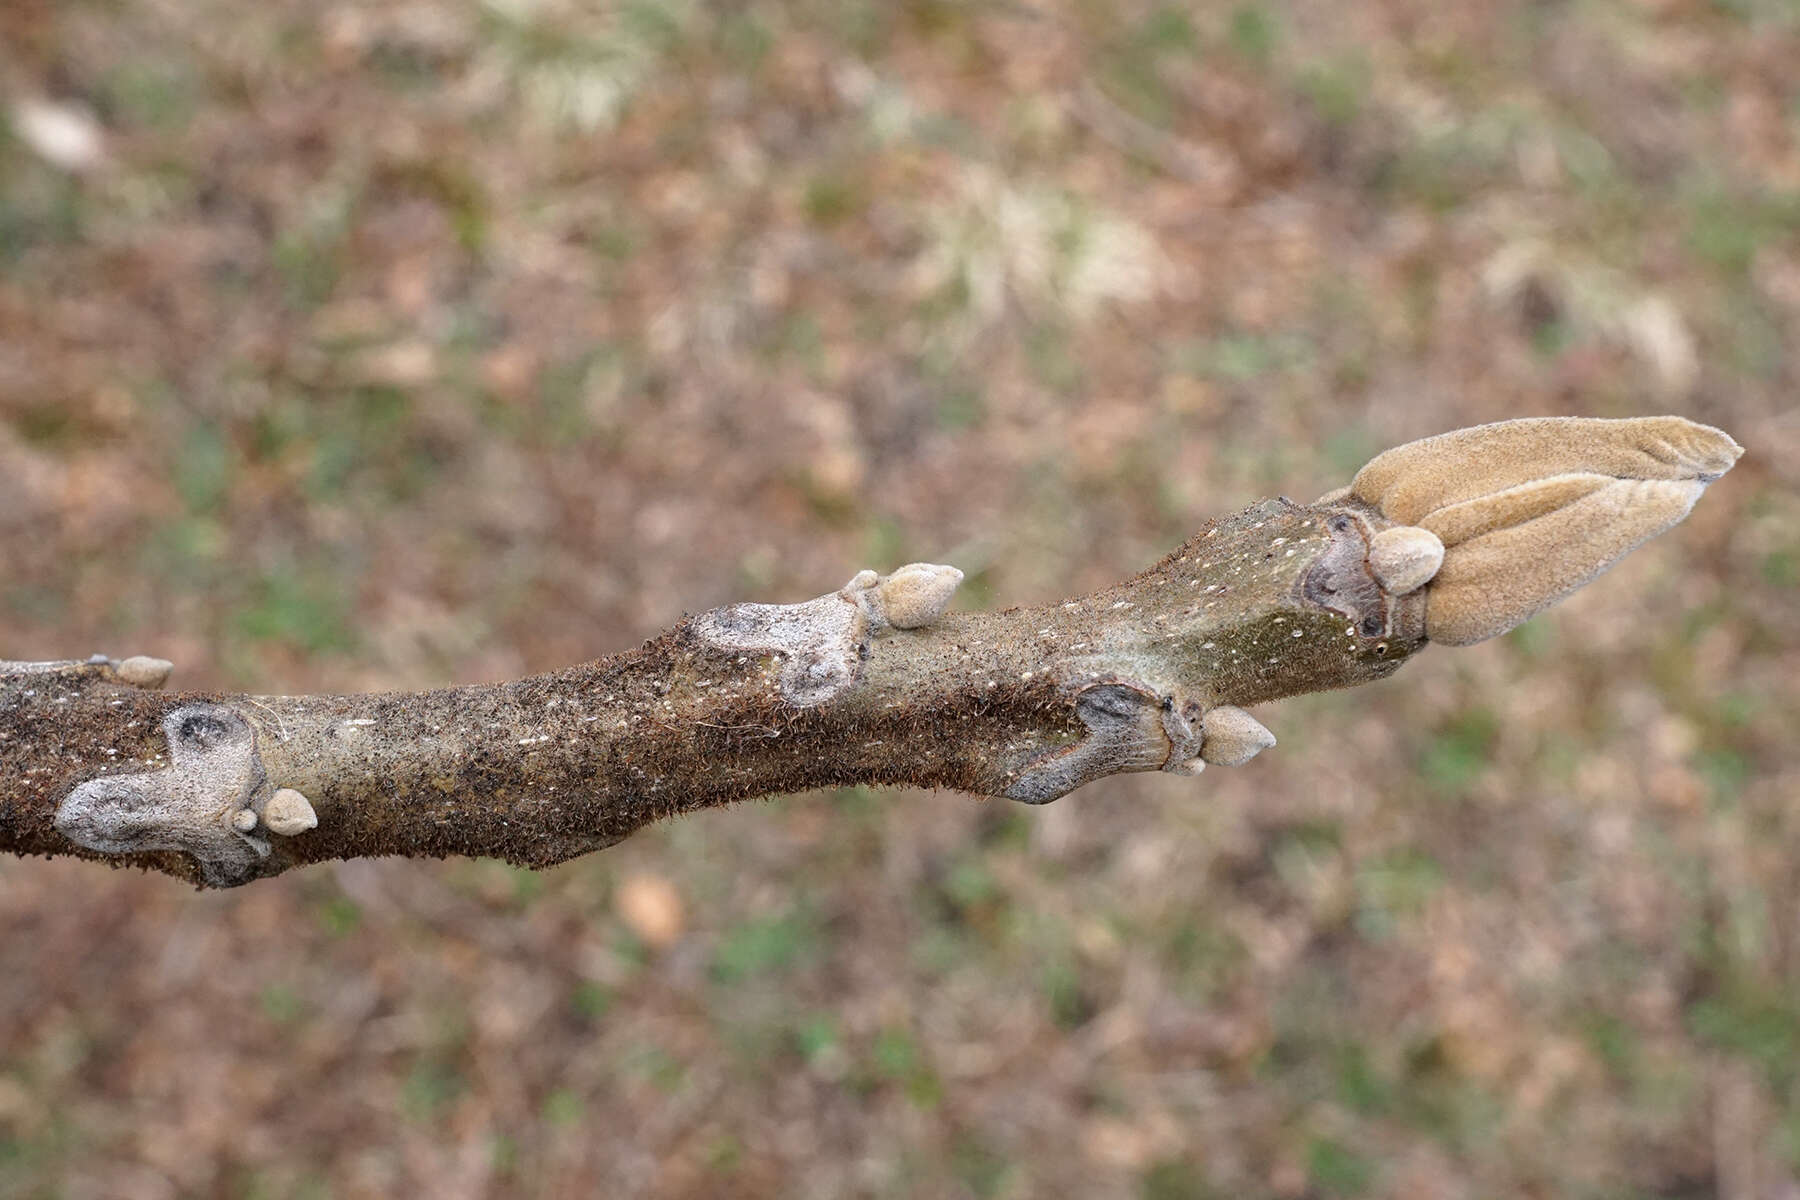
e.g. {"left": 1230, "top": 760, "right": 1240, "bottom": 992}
{"left": 1, "top": 0, "right": 1797, "bottom": 1196}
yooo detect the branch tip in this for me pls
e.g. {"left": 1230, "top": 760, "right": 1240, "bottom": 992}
{"left": 1345, "top": 416, "right": 1741, "bottom": 645}
{"left": 1, "top": 414, "right": 1742, "bottom": 886}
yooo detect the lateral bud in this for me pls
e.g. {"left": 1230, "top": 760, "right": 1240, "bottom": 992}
{"left": 842, "top": 562, "right": 964, "bottom": 630}
{"left": 1366, "top": 527, "right": 1444, "bottom": 596}
{"left": 263, "top": 788, "right": 319, "bottom": 837}
{"left": 115, "top": 655, "right": 175, "bottom": 690}
{"left": 1198, "top": 706, "right": 1276, "bottom": 766}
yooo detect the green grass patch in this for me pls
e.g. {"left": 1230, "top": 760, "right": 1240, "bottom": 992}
{"left": 1140, "top": 1158, "right": 1215, "bottom": 1200}
{"left": 1354, "top": 847, "right": 1443, "bottom": 939}
{"left": 1582, "top": 1013, "right": 1639, "bottom": 1079}
{"left": 805, "top": 171, "right": 865, "bottom": 227}
{"left": 1041, "top": 956, "right": 1098, "bottom": 1030}
{"left": 259, "top": 983, "right": 306, "bottom": 1026}
{"left": 864, "top": 1026, "right": 942, "bottom": 1109}
{"left": 1095, "top": 6, "right": 1200, "bottom": 124}
{"left": 710, "top": 909, "right": 821, "bottom": 984}
{"left": 0, "top": 165, "right": 88, "bottom": 262}
{"left": 1172, "top": 330, "right": 1311, "bottom": 384}
{"left": 237, "top": 562, "right": 359, "bottom": 656}
{"left": 1693, "top": 745, "right": 1752, "bottom": 803}
{"left": 952, "top": 1134, "right": 1013, "bottom": 1198}
{"left": 1685, "top": 184, "right": 1800, "bottom": 277}
{"left": 174, "top": 422, "right": 233, "bottom": 514}
{"left": 1688, "top": 983, "right": 1800, "bottom": 1092}
{"left": 7, "top": 402, "right": 85, "bottom": 449}
{"left": 1227, "top": 3, "right": 1280, "bottom": 67}
{"left": 792, "top": 1013, "right": 840, "bottom": 1064}
{"left": 1418, "top": 707, "right": 1498, "bottom": 792}
{"left": 1160, "top": 919, "right": 1247, "bottom": 1002}
{"left": 401, "top": 1058, "right": 464, "bottom": 1123}
{"left": 1025, "top": 322, "right": 1084, "bottom": 394}
{"left": 1334, "top": 1043, "right": 1393, "bottom": 1115}
{"left": 622, "top": 1042, "right": 688, "bottom": 1092}
{"left": 570, "top": 981, "right": 613, "bottom": 1023}
{"left": 1503, "top": 615, "right": 1557, "bottom": 660}
{"left": 272, "top": 214, "right": 351, "bottom": 310}
{"left": 315, "top": 894, "right": 362, "bottom": 938}
{"left": 1307, "top": 1135, "right": 1374, "bottom": 1194}
{"left": 541, "top": 1087, "right": 584, "bottom": 1126}
{"left": 1296, "top": 56, "right": 1371, "bottom": 130}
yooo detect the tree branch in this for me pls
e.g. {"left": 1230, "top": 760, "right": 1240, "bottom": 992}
{"left": 0, "top": 417, "right": 1742, "bottom": 888}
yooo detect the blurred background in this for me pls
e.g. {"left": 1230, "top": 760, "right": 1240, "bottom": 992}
{"left": 1, "top": 0, "right": 1797, "bottom": 1196}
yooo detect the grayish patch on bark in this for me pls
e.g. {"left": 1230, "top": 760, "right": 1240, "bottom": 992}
{"left": 694, "top": 562, "right": 965, "bottom": 706}
{"left": 55, "top": 704, "right": 272, "bottom": 886}
{"left": 695, "top": 590, "right": 869, "bottom": 707}
{"left": 1005, "top": 683, "right": 1174, "bottom": 804}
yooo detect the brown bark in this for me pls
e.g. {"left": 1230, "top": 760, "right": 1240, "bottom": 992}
{"left": 0, "top": 417, "right": 1742, "bottom": 888}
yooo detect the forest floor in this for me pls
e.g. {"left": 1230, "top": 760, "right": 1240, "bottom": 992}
{"left": 2, "top": 1, "right": 1798, "bottom": 1196}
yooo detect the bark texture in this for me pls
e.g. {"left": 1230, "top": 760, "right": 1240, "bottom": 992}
{"left": 0, "top": 417, "right": 1742, "bottom": 888}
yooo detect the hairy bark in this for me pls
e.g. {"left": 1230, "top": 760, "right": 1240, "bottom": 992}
{"left": 0, "top": 417, "right": 1742, "bottom": 888}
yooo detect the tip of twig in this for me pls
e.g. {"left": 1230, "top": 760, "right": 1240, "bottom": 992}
{"left": 1348, "top": 416, "right": 1741, "bottom": 645}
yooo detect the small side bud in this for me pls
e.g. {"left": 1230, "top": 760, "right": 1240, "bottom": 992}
{"left": 1366, "top": 526, "right": 1444, "bottom": 595}
{"left": 872, "top": 562, "right": 964, "bottom": 630}
{"left": 1199, "top": 706, "right": 1276, "bottom": 766}
{"left": 115, "top": 656, "right": 174, "bottom": 690}
{"left": 231, "top": 808, "right": 259, "bottom": 833}
{"left": 263, "top": 788, "right": 319, "bottom": 837}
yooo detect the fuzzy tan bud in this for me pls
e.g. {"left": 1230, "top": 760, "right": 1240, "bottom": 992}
{"left": 1347, "top": 416, "right": 1741, "bottom": 645}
